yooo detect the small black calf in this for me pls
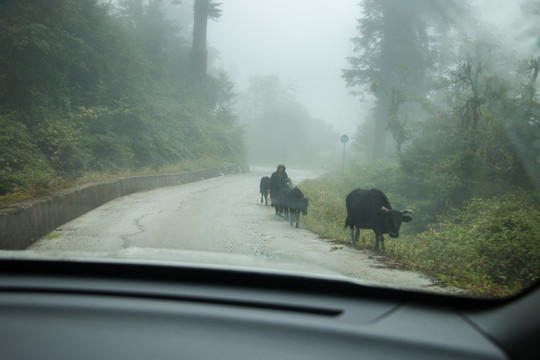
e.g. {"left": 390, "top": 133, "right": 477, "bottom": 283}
{"left": 284, "top": 187, "right": 308, "bottom": 228}
{"left": 259, "top": 176, "right": 270, "bottom": 204}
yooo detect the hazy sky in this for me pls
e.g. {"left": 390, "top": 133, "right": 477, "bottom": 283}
{"left": 473, "top": 0, "right": 540, "bottom": 55}
{"left": 207, "top": 0, "right": 362, "bottom": 136}
{"left": 206, "top": 0, "right": 538, "bottom": 137}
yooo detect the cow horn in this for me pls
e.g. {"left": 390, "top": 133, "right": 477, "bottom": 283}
{"left": 381, "top": 206, "right": 390, "bottom": 213}
{"left": 401, "top": 209, "right": 414, "bottom": 214}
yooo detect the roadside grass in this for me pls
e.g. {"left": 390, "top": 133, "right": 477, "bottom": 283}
{"left": 297, "top": 167, "right": 540, "bottom": 298}
{"left": 300, "top": 175, "right": 350, "bottom": 243}
{"left": 0, "top": 157, "right": 228, "bottom": 207}
{"left": 46, "top": 232, "right": 63, "bottom": 240}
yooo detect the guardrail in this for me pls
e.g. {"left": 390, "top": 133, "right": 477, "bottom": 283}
{"left": 0, "top": 165, "right": 242, "bottom": 250}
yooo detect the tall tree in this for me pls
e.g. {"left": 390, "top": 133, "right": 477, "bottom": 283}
{"left": 343, "top": 0, "right": 466, "bottom": 159}
{"left": 190, "top": 0, "right": 221, "bottom": 81}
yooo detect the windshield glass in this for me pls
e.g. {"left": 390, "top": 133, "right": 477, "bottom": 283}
{"left": 1, "top": 0, "right": 539, "bottom": 299}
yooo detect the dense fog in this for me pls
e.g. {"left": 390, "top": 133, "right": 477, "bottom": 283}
{"left": 1, "top": 0, "right": 539, "bottom": 193}
{"left": 1, "top": 0, "right": 539, "bottom": 297}
{"left": 205, "top": 0, "right": 539, "bottom": 167}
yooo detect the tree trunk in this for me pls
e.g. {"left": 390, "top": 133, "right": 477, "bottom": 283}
{"left": 372, "top": 97, "right": 388, "bottom": 159}
{"left": 191, "top": 0, "right": 208, "bottom": 81}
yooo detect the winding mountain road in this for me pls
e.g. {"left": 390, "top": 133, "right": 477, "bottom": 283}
{"left": 28, "top": 167, "right": 455, "bottom": 294}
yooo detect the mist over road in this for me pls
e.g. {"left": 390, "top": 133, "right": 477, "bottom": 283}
{"left": 29, "top": 168, "right": 452, "bottom": 293}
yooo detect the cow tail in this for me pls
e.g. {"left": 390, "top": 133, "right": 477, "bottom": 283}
{"left": 345, "top": 216, "right": 351, "bottom": 229}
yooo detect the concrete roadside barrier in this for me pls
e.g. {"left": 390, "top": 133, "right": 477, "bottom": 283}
{"left": 0, "top": 166, "right": 241, "bottom": 250}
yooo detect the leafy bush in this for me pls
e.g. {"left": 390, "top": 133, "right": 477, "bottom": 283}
{"left": 388, "top": 192, "right": 540, "bottom": 296}
{"left": 0, "top": 113, "right": 61, "bottom": 201}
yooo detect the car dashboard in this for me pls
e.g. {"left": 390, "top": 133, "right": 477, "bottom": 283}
{"left": 1, "top": 258, "right": 539, "bottom": 359}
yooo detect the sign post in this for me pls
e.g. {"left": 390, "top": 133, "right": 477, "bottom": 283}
{"left": 340, "top": 134, "right": 349, "bottom": 171}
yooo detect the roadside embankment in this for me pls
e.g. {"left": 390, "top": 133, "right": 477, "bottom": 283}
{"left": 0, "top": 165, "right": 242, "bottom": 250}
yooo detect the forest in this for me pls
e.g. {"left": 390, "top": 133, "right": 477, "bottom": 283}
{"left": 0, "top": 0, "right": 346, "bottom": 205}
{"left": 300, "top": 0, "right": 540, "bottom": 297}
{"left": 0, "top": 0, "right": 246, "bottom": 204}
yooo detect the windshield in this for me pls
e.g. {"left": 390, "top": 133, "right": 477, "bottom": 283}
{"left": 1, "top": 0, "right": 539, "bottom": 299}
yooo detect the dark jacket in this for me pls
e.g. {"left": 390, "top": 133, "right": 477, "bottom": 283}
{"left": 269, "top": 170, "right": 289, "bottom": 199}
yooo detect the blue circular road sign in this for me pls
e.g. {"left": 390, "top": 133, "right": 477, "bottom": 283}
{"left": 340, "top": 134, "right": 349, "bottom": 143}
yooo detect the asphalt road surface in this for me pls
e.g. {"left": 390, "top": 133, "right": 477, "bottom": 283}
{"left": 28, "top": 167, "right": 458, "bottom": 294}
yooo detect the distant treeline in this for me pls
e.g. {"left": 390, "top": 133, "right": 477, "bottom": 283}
{"left": 236, "top": 75, "right": 343, "bottom": 167}
{"left": 0, "top": 0, "right": 244, "bottom": 203}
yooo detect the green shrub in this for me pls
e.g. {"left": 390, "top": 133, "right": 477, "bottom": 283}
{"left": 0, "top": 113, "right": 61, "bottom": 200}
{"left": 391, "top": 192, "right": 540, "bottom": 297}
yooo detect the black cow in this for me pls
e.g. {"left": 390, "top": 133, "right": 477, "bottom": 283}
{"left": 345, "top": 188, "right": 413, "bottom": 252}
{"left": 284, "top": 187, "right": 308, "bottom": 228}
{"left": 259, "top": 176, "right": 270, "bottom": 204}
{"left": 273, "top": 178, "right": 291, "bottom": 218}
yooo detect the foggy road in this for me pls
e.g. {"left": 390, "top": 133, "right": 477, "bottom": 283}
{"left": 29, "top": 168, "right": 452, "bottom": 293}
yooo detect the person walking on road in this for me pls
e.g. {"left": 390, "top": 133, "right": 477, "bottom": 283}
{"left": 269, "top": 164, "right": 289, "bottom": 216}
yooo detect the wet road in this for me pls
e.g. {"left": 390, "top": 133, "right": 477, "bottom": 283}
{"left": 28, "top": 168, "right": 454, "bottom": 293}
